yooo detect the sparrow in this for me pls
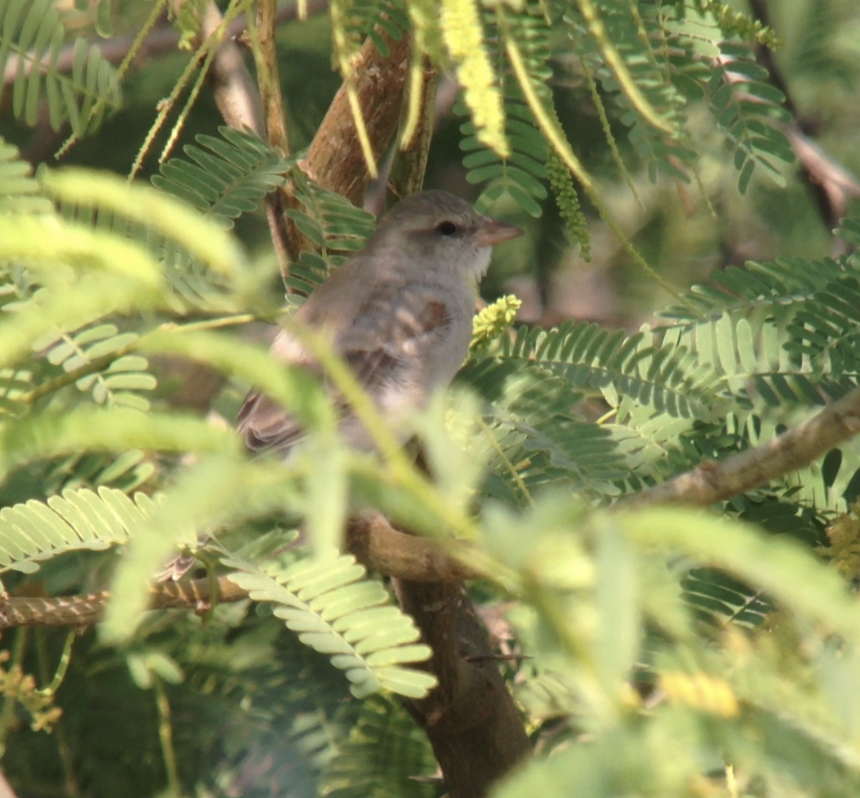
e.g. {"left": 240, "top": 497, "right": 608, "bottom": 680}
{"left": 158, "top": 191, "right": 520, "bottom": 580}
{"left": 236, "top": 189, "right": 522, "bottom": 456}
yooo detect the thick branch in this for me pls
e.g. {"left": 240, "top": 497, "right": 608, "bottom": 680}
{"left": 364, "top": 72, "right": 458, "bottom": 215}
{"left": 619, "top": 386, "right": 860, "bottom": 510}
{"left": 277, "top": 25, "right": 409, "bottom": 268}
{"left": 394, "top": 579, "right": 531, "bottom": 798}
{"left": 303, "top": 31, "right": 410, "bottom": 206}
{"left": 347, "top": 511, "right": 478, "bottom": 581}
{"left": 385, "top": 452, "right": 530, "bottom": 795}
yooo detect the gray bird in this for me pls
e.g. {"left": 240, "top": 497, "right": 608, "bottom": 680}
{"left": 158, "top": 191, "right": 520, "bottom": 580}
{"left": 237, "top": 189, "right": 522, "bottom": 456}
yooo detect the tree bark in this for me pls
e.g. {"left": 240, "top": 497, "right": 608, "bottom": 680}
{"left": 303, "top": 32, "right": 410, "bottom": 206}
{"left": 395, "top": 579, "right": 531, "bottom": 798}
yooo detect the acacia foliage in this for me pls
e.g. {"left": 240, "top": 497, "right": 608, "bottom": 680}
{"left": 1, "top": 1, "right": 860, "bottom": 797}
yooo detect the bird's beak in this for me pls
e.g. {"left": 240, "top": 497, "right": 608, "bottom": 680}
{"left": 476, "top": 218, "right": 523, "bottom": 246}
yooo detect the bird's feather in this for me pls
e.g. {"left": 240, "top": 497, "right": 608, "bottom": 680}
{"left": 237, "top": 281, "right": 455, "bottom": 456}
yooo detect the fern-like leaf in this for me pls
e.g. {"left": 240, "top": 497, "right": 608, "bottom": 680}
{"left": 0, "top": 0, "right": 122, "bottom": 135}
{"left": 784, "top": 275, "right": 860, "bottom": 382}
{"left": 168, "top": 0, "right": 207, "bottom": 51}
{"left": 703, "top": 0, "right": 782, "bottom": 48}
{"left": 321, "top": 694, "right": 437, "bottom": 798}
{"left": 285, "top": 172, "right": 376, "bottom": 300}
{"left": 35, "top": 323, "right": 156, "bottom": 412}
{"left": 0, "top": 137, "right": 52, "bottom": 215}
{"left": 329, "top": 0, "right": 408, "bottom": 60}
{"left": 654, "top": 255, "right": 860, "bottom": 412}
{"left": 460, "top": 93, "right": 548, "bottom": 217}
{"left": 0, "top": 486, "right": 153, "bottom": 574}
{"left": 566, "top": 2, "right": 697, "bottom": 184}
{"left": 152, "top": 126, "right": 293, "bottom": 228}
{"left": 460, "top": 361, "right": 628, "bottom": 501}
{"left": 222, "top": 550, "right": 437, "bottom": 699}
{"left": 494, "top": 320, "right": 725, "bottom": 420}
{"left": 704, "top": 43, "right": 795, "bottom": 193}
{"left": 458, "top": 4, "right": 550, "bottom": 217}
{"left": 660, "top": 256, "right": 850, "bottom": 324}
{"left": 47, "top": 166, "right": 242, "bottom": 312}
{"left": 442, "top": 0, "right": 508, "bottom": 158}
{"left": 682, "top": 566, "right": 770, "bottom": 627}
{"left": 45, "top": 450, "right": 157, "bottom": 495}
{"left": 0, "top": 367, "right": 34, "bottom": 416}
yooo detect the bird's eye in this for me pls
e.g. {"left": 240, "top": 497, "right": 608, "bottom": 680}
{"left": 436, "top": 220, "right": 457, "bottom": 236}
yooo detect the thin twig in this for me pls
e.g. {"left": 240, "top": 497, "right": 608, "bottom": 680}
{"left": 199, "top": 1, "right": 294, "bottom": 272}
{"left": 388, "top": 59, "right": 439, "bottom": 202}
{"left": 748, "top": 0, "right": 860, "bottom": 240}
{"left": 2, "top": 0, "right": 329, "bottom": 87}
{"left": 250, "top": 0, "right": 297, "bottom": 271}
{"left": 0, "top": 513, "right": 481, "bottom": 632}
{"left": 201, "top": 1, "right": 265, "bottom": 134}
{"left": 154, "top": 678, "right": 181, "bottom": 798}
{"left": 252, "top": 0, "right": 291, "bottom": 153}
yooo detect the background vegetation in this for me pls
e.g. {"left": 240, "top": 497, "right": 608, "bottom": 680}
{"left": 2, "top": 1, "right": 860, "bottom": 797}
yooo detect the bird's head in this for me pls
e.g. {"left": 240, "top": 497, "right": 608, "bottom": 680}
{"left": 372, "top": 190, "right": 523, "bottom": 282}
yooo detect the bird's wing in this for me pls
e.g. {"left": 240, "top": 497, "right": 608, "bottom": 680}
{"left": 237, "top": 282, "right": 454, "bottom": 456}
{"left": 345, "top": 282, "right": 453, "bottom": 388}
{"left": 236, "top": 380, "right": 316, "bottom": 454}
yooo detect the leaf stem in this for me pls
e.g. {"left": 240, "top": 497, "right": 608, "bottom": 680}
{"left": 17, "top": 314, "right": 254, "bottom": 406}
{"left": 574, "top": 0, "right": 675, "bottom": 134}
{"left": 36, "top": 632, "right": 75, "bottom": 697}
{"left": 154, "top": 677, "right": 181, "bottom": 798}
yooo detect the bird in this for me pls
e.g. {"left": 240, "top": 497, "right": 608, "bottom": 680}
{"left": 236, "top": 189, "right": 523, "bottom": 457}
{"left": 158, "top": 191, "right": 521, "bottom": 580}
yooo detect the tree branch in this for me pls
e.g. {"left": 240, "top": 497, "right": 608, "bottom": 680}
{"left": 274, "top": 23, "right": 409, "bottom": 265}
{"left": 619, "top": 386, "right": 860, "bottom": 510}
{"left": 347, "top": 511, "right": 479, "bottom": 581}
{"left": 254, "top": 0, "right": 291, "bottom": 154}
{"left": 748, "top": 0, "right": 860, "bottom": 239}
{"left": 394, "top": 578, "right": 531, "bottom": 798}
{"left": 387, "top": 59, "right": 439, "bottom": 202}
{"left": 193, "top": 1, "right": 295, "bottom": 276}
{"left": 0, "top": 512, "right": 477, "bottom": 632}
{"left": 0, "top": 768, "right": 20, "bottom": 798}
{"left": 302, "top": 30, "right": 410, "bottom": 206}
{"left": 251, "top": 0, "right": 296, "bottom": 271}
{"left": 0, "top": 578, "right": 247, "bottom": 631}
{"left": 199, "top": 2, "right": 264, "bottom": 134}
{"left": 2, "top": 0, "right": 329, "bottom": 87}
{"left": 338, "top": 59, "right": 537, "bottom": 791}
{"left": 781, "top": 123, "right": 860, "bottom": 239}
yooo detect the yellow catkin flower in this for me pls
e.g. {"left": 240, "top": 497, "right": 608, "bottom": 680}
{"left": 659, "top": 671, "right": 740, "bottom": 718}
{"left": 470, "top": 295, "right": 522, "bottom": 353}
{"left": 440, "top": 0, "right": 509, "bottom": 158}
